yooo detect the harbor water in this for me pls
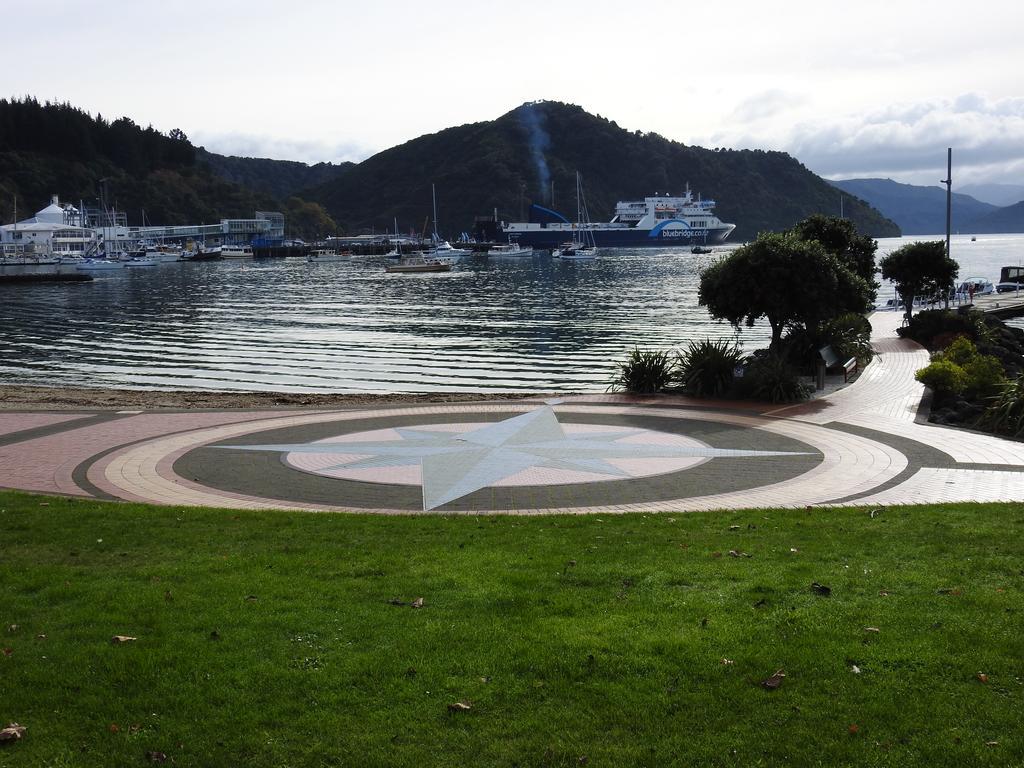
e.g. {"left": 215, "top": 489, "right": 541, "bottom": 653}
{"left": 1, "top": 234, "right": 1022, "bottom": 393}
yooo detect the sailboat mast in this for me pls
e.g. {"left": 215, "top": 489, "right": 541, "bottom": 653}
{"left": 432, "top": 183, "right": 438, "bottom": 241}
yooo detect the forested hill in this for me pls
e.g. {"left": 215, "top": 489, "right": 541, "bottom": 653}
{"left": 0, "top": 98, "right": 288, "bottom": 226}
{"left": 196, "top": 149, "right": 352, "bottom": 201}
{"left": 302, "top": 102, "right": 900, "bottom": 240}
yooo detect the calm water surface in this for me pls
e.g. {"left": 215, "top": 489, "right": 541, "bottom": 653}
{"left": 1, "top": 234, "right": 1021, "bottom": 392}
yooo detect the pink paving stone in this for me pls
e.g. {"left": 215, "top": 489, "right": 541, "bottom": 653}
{"left": 0, "top": 413, "right": 88, "bottom": 438}
{"left": 0, "top": 410, "right": 304, "bottom": 496}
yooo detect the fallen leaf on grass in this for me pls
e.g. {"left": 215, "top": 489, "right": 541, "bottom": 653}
{"left": 145, "top": 750, "right": 168, "bottom": 762}
{"left": 721, "top": 658, "right": 734, "bottom": 665}
{"left": 411, "top": 597, "right": 424, "bottom": 609}
{"left": 851, "top": 664, "right": 862, "bottom": 674}
{"left": 878, "top": 590, "right": 890, "bottom": 597}
{"left": 728, "top": 550, "right": 752, "bottom": 558}
{"left": 447, "top": 701, "right": 472, "bottom": 713}
{"left": 789, "top": 548, "right": 799, "bottom": 553}
{"left": 6, "top": 625, "right": 17, "bottom": 633}
{"left": 244, "top": 595, "right": 258, "bottom": 602}
{"left": 35, "top": 634, "right": 46, "bottom": 641}
{"left": 128, "top": 724, "right": 142, "bottom": 734}
{"left": 729, "top": 525, "right": 740, "bottom": 531}
{"left": 849, "top": 724, "right": 860, "bottom": 735}
{"left": 761, "top": 669, "right": 786, "bottom": 690}
{"left": 110, "top": 635, "right": 137, "bottom": 644}
{"left": 977, "top": 673, "right": 989, "bottom": 683}
{"left": 864, "top": 627, "right": 880, "bottom": 633}
{"left": 2, "top": 648, "right": 11, "bottom": 657}
{"left": 811, "top": 582, "right": 832, "bottom": 596}
{"left": 108, "top": 723, "right": 120, "bottom": 733}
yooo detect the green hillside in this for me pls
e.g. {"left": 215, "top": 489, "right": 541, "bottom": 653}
{"left": 0, "top": 98, "right": 280, "bottom": 226}
{"left": 196, "top": 148, "right": 352, "bottom": 202}
{"left": 303, "top": 102, "right": 900, "bottom": 240}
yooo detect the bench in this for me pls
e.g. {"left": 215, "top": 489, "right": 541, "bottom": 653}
{"left": 819, "top": 345, "right": 858, "bottom": 382}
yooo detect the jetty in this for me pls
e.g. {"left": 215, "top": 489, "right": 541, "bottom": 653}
{"left": 971, "top": 291, "right": 1024, "bottom": 319}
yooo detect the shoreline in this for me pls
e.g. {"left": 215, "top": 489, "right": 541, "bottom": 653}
{"left": 0, "top": 384, "right": 557, "bottom": 411}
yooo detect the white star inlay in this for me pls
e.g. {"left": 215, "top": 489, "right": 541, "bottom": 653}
{"left": 218, "top": 406, "right": 811, "bottom": 510}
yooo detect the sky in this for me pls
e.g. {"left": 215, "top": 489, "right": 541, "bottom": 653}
{"left": 4, "top": 0, "right": 1023, "bottom": 190}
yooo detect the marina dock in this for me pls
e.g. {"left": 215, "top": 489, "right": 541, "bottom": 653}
{"left": 971, "top": 291, "right": 1024, "bottom": 319}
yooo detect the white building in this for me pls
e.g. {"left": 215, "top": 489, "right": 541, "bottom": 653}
{"left": 0, "top": 196, "right": 97, "bottom": 256}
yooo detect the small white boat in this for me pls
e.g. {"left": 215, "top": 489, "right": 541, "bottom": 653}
{"left": 307, "top": 248, "right": 351, "bottom": 263}
{"left": 221, "top": 245, "right": 254, "bottom": 258}
{"left": 553, "top": 242, "right": 599, "bottom": 260}
{"left": 76, "top": 259, "right": 125, "bottom": 271}
{"left": 125, "top": 258, "right": 157, "bottom": 267}
{"left": 425, "top": 240, "right": 472, "bottom": 258}
{"left": 552, "top": 173, "right": 599, "bottom": 260}
{"left": 490, "top": 242, "right": 533, "bottom": 257}
{"left": 957, "top": 277, "right": 995, "bottom": 296}
{"left": 144, "top": 245, "right": 183, "bottom": 263}
{"left": 385, "top": 256, "right": 452, "bottom": 273}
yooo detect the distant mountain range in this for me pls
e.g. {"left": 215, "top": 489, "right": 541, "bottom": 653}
{"left": 831, "top": 178, "right": 1024, "bottom": 235}
{"left": 959, "top": 183, "right": 1024, "bottom": 207}
{"left": 1, "top": 97, "right": 901, "bottom": 240}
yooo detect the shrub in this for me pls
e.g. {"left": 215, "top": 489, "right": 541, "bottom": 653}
{"left": 740, "top": 353, "right": 812, "bottom": 403}
{"left": 962, "top": 354, "right": 1006, "bottom": 397}
{"left": 676, "top": 338, "right": 743, "bottom": 397}
{"left": 915, "top": 359, "right": 967, "bottom": 396}
{"left": 899, "top": 308, "right": 988, "bottom": 349}
{"left": 608, "top": 348, "right": 676, "bottom": 394}
{"left": 981, "top": 377, "right": 1024, "bottom": 437}
{"left": 931, "top": 337, "right": 1005, "bottom": 397}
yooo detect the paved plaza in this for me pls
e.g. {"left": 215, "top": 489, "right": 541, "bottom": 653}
{"left": 2, "top": 312, "right": 1023, "bottom": 513}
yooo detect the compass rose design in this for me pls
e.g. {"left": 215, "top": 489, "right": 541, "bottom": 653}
{"left": 219, "top": 406, "right": 811, "bottom": 510}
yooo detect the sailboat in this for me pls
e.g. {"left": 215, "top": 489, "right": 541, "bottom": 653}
{"left": 424, "top": 184, "right": 471, "bottom": 258}
{"left": 553, "top": 172, "right": 598, "bottom": 260}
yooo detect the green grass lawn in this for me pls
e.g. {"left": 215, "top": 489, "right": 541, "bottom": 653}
{"left": 1, "top": 491, "right": 1022, "bottom": 767}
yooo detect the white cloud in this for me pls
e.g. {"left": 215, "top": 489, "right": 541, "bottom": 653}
{"left": 700, "top": 92, "right": 1024, "bottom": 186}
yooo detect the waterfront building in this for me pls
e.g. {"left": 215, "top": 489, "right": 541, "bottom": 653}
{"left": 0, "top": 196, "right": 98, "bottom": 256}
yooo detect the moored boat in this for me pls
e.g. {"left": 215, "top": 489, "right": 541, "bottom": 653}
{"left": 221, "top": 244, "right": 254, "bottom": 258}
{"left": 385, "top": 256, "right": 452, "bottom": 273}
{"left": 489, "top": 242, "right": 533, "bottom": 257}
{"left": 75, "top": 259, "right": 125, "bottom": 271}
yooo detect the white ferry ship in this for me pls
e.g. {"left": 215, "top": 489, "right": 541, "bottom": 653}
{"left": 502, "top": 186, "right": 735, "bottom": 248}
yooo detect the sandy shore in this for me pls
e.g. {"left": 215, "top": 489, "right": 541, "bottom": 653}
{"left": 0, "top": 385, "right": 557, "bottom": 411}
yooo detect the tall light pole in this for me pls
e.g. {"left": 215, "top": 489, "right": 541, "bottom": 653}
{"left": 941, "top": 148, "right": 952, "bottom": 260}
{"left": 941, "top": 148, "right": 952, "bottom": 308}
